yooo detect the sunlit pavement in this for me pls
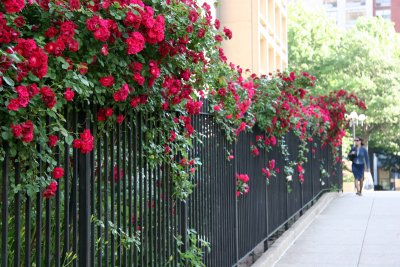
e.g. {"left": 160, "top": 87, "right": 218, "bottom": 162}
{"left": 273, "top": 191, "right": 400, "bottom": 267}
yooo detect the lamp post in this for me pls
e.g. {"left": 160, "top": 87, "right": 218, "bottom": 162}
{"left": 345, "top": 111, "right": 366, "bottom": 145}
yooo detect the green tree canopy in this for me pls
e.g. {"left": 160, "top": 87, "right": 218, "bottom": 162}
{"left": 288, "top": 3, "right": 400, "bottom": 152}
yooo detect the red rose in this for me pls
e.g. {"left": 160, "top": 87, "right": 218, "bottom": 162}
{"left": 14, "top": 16, "right": 25, "bottom": 27}
{"left": 16, "top": 85, "right": 30, "bottom": 107}
{"left": 124, "top": 11, "right": 141, "bottom": 29}
{"left": 45, "top": 26, "right": 59, "bottom": 38}
{"left": 197, "top": 28, "right": 205, "bottom": 38}
{"left": 100, "top": 44, "right": 108, "bottom": 56}
{"left": 67, "top": 39, "right": 79, "bottom": 52}
{"left": 116, "top": 115, "right": 125, "bottom": 124}
{"left": 7, "top": 99, "right": 20, "bottom": 111}
{"left": 126, "top": 32, "right": 145, "bottom": 55}
{"left": 27, "top": 84, "right": 39, "bottom": 97}
{"left": 21, "top": 120, "right": 34, "bottom": 143}
{"left": 48, "top": 135, "right": 58, "bottom": 147}
{"left": 223, "top": 27, "right": 233, "bottom": 39}
{"left": 64, "top": 88, "right": 75, "bottom": 101}
{"left": 11, "top": 124, "right": 23, "bottom": 138}
{"left": 113, "top": 84, "right": 129, "bottom": 102}
{"left": 78, "top": 63, "right": 88, "bottom": 75}
{"left": 3, "top": 0, "right": 25, "bottom": 13}
{"left": 105, "top": 108, "right": 113, "bottom": 117}
{"left": 60, "top": 21, "right": 77, "bottom": 38}
{"left": 94, "top": 27, "right": 110, "bottom": 42}
{"left": 40, "top": 86, "right": 57, "bottom": 108}
{"left": 69, "top": 0, "right": 81, "bottom": 10}
{"left": 22, "top": 132, "right": 33, "bottom": 143}
{"left": 73, "top": 129, "right": 94, "bottom": 154}
{"left": 133, "top": 73, "right": 145, "bottom": 86}
{"left": 99, "top": 75, "right": 114, "bottom": 87}
{"left": 42, "top": 182, "right": 57, "bottom": 199}
{"left": 52, "top": 167, "right": 64, "bottom": 179}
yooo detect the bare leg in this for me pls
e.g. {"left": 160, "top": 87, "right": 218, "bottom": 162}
{"left": 359, "top": 176, "right": 364, "bottom": 195}
{"left": 355, "top": 179, "right": 360, "bottom": 194}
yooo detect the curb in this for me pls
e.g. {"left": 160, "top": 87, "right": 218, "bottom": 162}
{"left": 251, "top": 192, "right": 340, "bottom": 267}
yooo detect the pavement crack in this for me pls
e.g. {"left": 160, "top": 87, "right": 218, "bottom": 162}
{"left": 357, "top": 197, "right": 375, "bottom": 267}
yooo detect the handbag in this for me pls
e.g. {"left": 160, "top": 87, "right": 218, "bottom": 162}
{"left": 363, "top": 172, "right": 374, "bottom": 190}
{"left": 348, "top": 149, "right": 356, "bottom": 161}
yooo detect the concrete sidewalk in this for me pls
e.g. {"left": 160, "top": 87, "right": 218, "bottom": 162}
{"left": 273, "top": 191, "right": 400, "bottom": 267}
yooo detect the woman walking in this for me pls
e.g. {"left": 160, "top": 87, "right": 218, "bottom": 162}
{"left": 348, "top": 137, "right": 370, "bottom": 196}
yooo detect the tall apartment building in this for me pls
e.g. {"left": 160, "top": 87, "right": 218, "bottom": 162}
{"left": 199, "top": 0, "right": 288, "bottom": 75}
{"left": 373, "top": 0, "right": 400, "bottom": 32}
{"left": 302, "top": 0, "right": 373, "bottom": 28}
{"left": 215, "top": 0, "right": 288, "bottom": 75}
{"left": 303, "top": 0, "right": 400, "bottom": 31}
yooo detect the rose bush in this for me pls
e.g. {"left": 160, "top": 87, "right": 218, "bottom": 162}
{"left": 0, "top": 0, "right": 365, "bottom": 200}
{"left": 0, "top": 0, "right": 367, "bottom": 265}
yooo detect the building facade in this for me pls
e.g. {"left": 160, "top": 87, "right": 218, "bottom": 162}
{"left": 302, "top": 0, "right": 373, "bottom": 28}
{"left": 199, "top": 0, "right": 288, "bottom": 75}
{"left": 215, "top": 0, "right": 288, "bottom": 75}
{"left": 303, "top": 0, "right": 400, "bottom": 31}
{"left": 373, "top": 0, "right": 400, "bottom": 32}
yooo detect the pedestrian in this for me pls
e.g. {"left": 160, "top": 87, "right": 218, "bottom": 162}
{"left": 348, "top": 137, "right": 370, "bottom": 196}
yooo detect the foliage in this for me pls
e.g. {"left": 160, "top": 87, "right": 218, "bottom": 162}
{"left": 0, "top": 0, "right": 366, "bottom": 265}
{"left": 173, "top": 229, "right": 210, "bottom": 267}
{"left": 288, "top": 3, "right": 400, "bottom": 152}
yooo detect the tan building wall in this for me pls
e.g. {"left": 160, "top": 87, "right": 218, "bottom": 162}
{"left": 215, "top": 0, "right": 288, "bottom": 75}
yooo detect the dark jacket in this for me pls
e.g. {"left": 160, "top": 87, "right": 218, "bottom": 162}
{"left": 348, "top": 146, "right": 370, "bottom": 169}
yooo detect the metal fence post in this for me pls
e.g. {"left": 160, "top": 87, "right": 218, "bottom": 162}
{"left": 180, "top": 200, "right": 188, "bottom": 265}
{"left": 78, "top": 105, "right": 91, "bottom": 267}
{"left": 2, "top": 144, "right": 8, "bottom": 267}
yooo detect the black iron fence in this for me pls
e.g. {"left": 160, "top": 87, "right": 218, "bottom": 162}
{"left": 0, "top": 105, "right": 341, "bottom": 267}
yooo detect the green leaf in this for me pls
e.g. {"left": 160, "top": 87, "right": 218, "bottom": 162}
{"left": 3, "top": 76, "right": 14, "bottom": 86}
{"left": 1, "top": 131, "right": 11, "bottom": 141}
{"left": 66, "top": 135, "right": 74, "bottom": 145}
{"left": 28, "top": 72, "right": 40, "bottom": 82}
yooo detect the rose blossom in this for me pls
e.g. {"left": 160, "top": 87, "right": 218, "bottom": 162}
{"left": 52, "top": 167, "right": 64, "bottom": 179}
{"left": 126, "top": 32, "right": 145, "bottom": 55}
{"left": 42, "top": 182, "right": 57, "bottom": 199}
{"left": 64, "top": 87, "right": 75, "bottom": 101}
{"left": 99, "top": 75, "right": 114, "bottom": 87}
{"left": 48, "top": 135, "right": 58, "bottom": 147}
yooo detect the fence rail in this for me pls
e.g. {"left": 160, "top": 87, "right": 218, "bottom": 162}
{"left": 0, "top": 105, "right": 341, "bottom": 267}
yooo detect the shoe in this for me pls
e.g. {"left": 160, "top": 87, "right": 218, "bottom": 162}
{"left": 356, "top": 192, "right": 360, "bottom": 196}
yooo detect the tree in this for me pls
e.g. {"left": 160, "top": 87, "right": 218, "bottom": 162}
{"left": 288, "top": 3, "right": 400, "bottom": 152}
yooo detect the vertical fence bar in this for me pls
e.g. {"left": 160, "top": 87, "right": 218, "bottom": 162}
{"left": 127, "top": 115, "right": 133, "bottom": 266}
{"left": 122, "top": 118, "right": 127, "bottom": 266}
{"left": 1, "top": 145, "right": 8, "bottom": 267}
{"left": 36, "top": 144, "right": 42, "bottom": 267}
{"left": 25, "top": 194, "right": 31, "bottom": 267}
{"left": 72, "top": 108, "right": 78, "bottom": 267}
{"left": 96, "top": 129, "right": 102, "bottom": 267}
{"left": 103, "top": 128, "right": 109, "bottom": 265}
{"left": 90, "top": 119, "right": 95, "bottom": 267}
{"left": 116, "top": 124, "right": 121, "bottom": 265}
{"left": 110, "top": 130, "right": 115, "bottom": 267}
{"left": 78, "top": 106, "right": 91, "bottom": 267}
{"left": 132, "top": 114, "right": 138, "bottom": 264}
{"left": 14, "top": 161, "right": 21, "bottom": 267}
{"left": 45, "top": 198, "right": 50, "bottom": 267}
{"left": 62, "top": 109, "right": 70, "bottom": 265}
{"left": 55, "top": 135, "right": 61, "bottom": 267}
{"left": 138, "top": 113, "right": 143, "bottom": 266}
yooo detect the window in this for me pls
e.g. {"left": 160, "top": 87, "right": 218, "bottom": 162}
{"left": 376, "top": 9, "right": 391, "bottom": 20}
{"left": 345, "top": 11, "right": 365, "bottom": 25}
{"left": 376, "top": 0, "right": 390, "bottom": 7}
{"left": 323, "top": 0, "right": 337, "bottom": 8}
{"left": 346, "top": 0, "right": 366, "bottom": 6}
